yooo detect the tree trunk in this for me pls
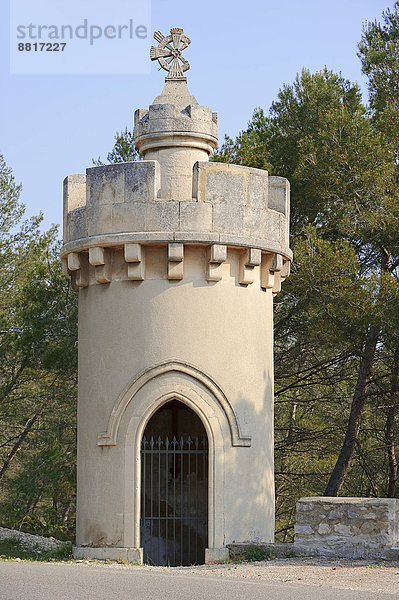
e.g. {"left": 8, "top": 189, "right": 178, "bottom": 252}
{"left": 386, "top": 405, "right": 397, "bottom": 497}
{"left": 324, "top": 324, "right": 379, "bottom": 496}
{"left": 386, "top": 344, "right": 399, "bottom": 497}
{"left": 0, "top": 413, "right": 39, "bottom": 482}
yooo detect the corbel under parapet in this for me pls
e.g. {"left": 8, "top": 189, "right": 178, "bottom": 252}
{"left": 206, "top": 244, "right": 227, "bottom": 282}
{"left": 168, "top": 243, "right": 184, "bottom": 280}
{"left": 238, "top": 248, "right": 261, "bottom": 285}
{"left": 261, "top": 252, "right": 290, "bottom": 294}
{"left": 124, "top": 243, "right": 144, "bottom": 280}
{"left": 67, "top": 252, "right": 89, "bottom": 290}
{"left": 89, "top": 247, "right": 112, "bottom": 284}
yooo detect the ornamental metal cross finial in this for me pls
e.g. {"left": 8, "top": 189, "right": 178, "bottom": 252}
{"left": 150, "top": 28, "right": 191, "bottom": 80}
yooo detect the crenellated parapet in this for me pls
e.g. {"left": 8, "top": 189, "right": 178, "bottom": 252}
{"left": 62, "top": 73, "right": 291, "bottom": 298}
{"left": 61, "top": 160, "right": 291, "bottom": 295}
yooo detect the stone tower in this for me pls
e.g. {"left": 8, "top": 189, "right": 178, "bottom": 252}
{"left": 61, "top": 28, "right": 291, "bottom": 565}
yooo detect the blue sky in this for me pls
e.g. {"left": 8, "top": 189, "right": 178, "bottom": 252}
{"left": 0, "top": 0, "right": 391, "bottom": 232}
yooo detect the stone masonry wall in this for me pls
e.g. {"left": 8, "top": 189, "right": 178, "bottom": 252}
{"left": 294, "top": 497, "right": 399, "bottom": 560}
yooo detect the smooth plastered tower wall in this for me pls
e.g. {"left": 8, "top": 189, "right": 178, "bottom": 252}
{"left": 61, "top": 79, "right": 292, "bottom": 563}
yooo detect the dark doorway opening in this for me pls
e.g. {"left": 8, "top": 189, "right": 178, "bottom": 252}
{"left": 140, "top": 400, "right": 208, "bottom": 566}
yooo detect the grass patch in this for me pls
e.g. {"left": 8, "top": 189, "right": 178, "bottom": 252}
{"left": 0, "top": 537, "right": 72, "bottom": 562}
{"left": 246, "top": 544, "right": 272, "bottom": 562}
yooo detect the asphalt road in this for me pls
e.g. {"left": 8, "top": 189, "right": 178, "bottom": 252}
{"left": 0, "top": 561, "right": 397, "bottom": 600}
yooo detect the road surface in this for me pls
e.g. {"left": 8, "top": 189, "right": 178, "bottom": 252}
{"left": 0, "top": 561, "right": 397, "bottom": 600}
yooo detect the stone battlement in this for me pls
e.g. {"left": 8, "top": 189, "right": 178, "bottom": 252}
{"left": 62, "top": 77, "right": 291, "bottom": 296}
{"left": 61, "top": 160, "right": 291, "bottom": 284}
{"left": 61, "top": 159, "right": 291, "bottom": 294}
{"left": 134, "top": 104, "right": 218, "bottom": 153}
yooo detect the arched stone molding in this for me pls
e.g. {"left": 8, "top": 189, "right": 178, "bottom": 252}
{"left": 121, "top": 373, "right": 229, "bottom": 550}
{"left": 97, "top": 360, "right": 251, "bottom": 448}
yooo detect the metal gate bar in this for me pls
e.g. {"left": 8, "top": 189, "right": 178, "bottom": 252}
{"left": 140, "top": 435, "right": 208, "bottom": 566}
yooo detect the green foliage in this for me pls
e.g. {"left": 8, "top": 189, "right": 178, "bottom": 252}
{"left": 0, "top": 155, "right": 77, "bottom": 540}
{"left": 0, "top": 537, "right": 72, "bottom": 561}
{"left": 359, "top": 2, "right": 399, "bottom": 181}
{"left": 213, "top": 3, "right": 399, "bottom": 539}
{"left": 358, "top": 2, "right": 399, "bottom": 115}
{"left": 246, "top": 544, "right": 270, "bottom": 562}
{"left": 93, "top": 127, "right": 140, "bottom": 165}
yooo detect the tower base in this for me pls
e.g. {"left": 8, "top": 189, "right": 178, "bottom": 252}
{"left": 72, "top": 546, "right": 143, "bottom": 563}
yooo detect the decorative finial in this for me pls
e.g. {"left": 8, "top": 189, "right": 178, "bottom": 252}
{"left": 150, "top": 28, "right": 191, "bottom": 80}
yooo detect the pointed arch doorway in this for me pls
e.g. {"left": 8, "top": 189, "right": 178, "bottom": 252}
{"left": 140, "top": 400, "right": 208, "bottom": 566}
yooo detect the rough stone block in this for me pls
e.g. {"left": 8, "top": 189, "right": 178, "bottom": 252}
{"left": 179, "top": 201, "right": 212, "bottom": 232}
{"left": 64, "top": 174, "right": 87, "bottom": 211}
{"left": 294, "top": 497, "right": 399, "bottom": 559}
{"left": 206, "top": 170, "right": 245, "bottom": 205}
{"left": 318, "top": 523, "right": 330, "bottom": 535}
{"left": 213, "top": 204, "right": 244, "bottom": 234}
{"left": 134, "top": 108, "right": 148, "bottom": 126}
{"left": 243, "top": 208, "right": 264, "bottom": 237}
{"left": 127, "top": 547, "right": 143, "bottom": 563}
{"left": 63, "top": 174, "right": 86, "bottom": 243}
{"left": 328, "top": 510, "right": 344, "bottom": 520}
{"left": 67, "top": 206, "right": 87, "bottom": 242}
{"left": 124, "top": 161, "right": 160, "bottom": 203}
{"left": 261, "top": 211, "right": 283, "bottom": 244}
{"left": 294, "top": 525, "right": 314, "bottom": 535}
{"left": 193, "top": 162, "right": 268, "bottom": 210}
{"left": 112, "top": 202, "right": 179, "bottom": 233}
{"left": 87, "top": 204, "right": 113, "bottom": 237}
{"left": 61, "top": 257, "right": 69, "bottom": 277}
{"left": 144, "top": 202, "right": 180, "bottom": 231}
{"left": 205, "top": 547, "right": 230, "bottom": 564}
{"left": 227, "top": 543, "right": 294, "bottom": 561}
{"left": 85, "top": 162, "right": 161, "bottom": 237}
{"left": 87, "top": 164, "right": 125, "bottom": 208}
{"left": 73, "top": 546, "right": 129, "bottom": 561}
{"left": 268, "top": 176, "right": 289, "bottom": 215}
{"left": 248, "top": 172, "right": 266, "bottom": 209}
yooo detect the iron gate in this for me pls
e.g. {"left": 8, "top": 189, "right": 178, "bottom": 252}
{"left": 140, "top": 435, "right": 208, "bottom": 566}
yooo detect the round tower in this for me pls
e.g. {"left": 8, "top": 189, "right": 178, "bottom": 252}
{"left": 61, "top": 28, "right": 292, "bottom": 565}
